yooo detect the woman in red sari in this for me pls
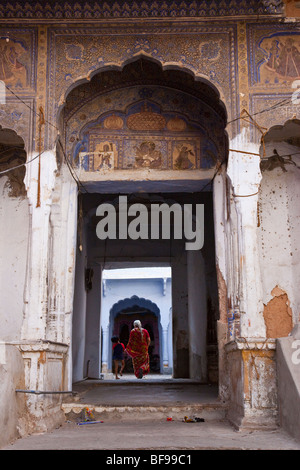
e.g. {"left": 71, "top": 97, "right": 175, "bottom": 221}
{"left": 125, "top": 320, "right": 150, "bottom": 379}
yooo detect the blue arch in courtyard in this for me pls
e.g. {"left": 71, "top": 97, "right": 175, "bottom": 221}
{"left": 108, "top": 295, "right": 163, "bottom": 373}
{"left": 110, "top": 295, "right": 160, "bottom": 320}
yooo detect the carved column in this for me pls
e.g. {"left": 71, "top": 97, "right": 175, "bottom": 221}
{"left": 47, "top": 171, "right": 78, "bottom": 388}
{"left": 22, "top": 150, "right": 57, "bottom": 341}
{"left": 17, "top": 150, "right": 73, "bottom": 431}
{"left": 227, "top": 142, "right": 266, "bottom": 338}
{"left": 225, "top": 133, "right": 277, "bottom": 430}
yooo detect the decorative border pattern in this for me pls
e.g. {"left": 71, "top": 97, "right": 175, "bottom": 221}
{"left": 249, "top": 93, "right": 300, "bottom": 141}
{"left": 0, "top": 1, "right": 284, "bottom": 19}
{"left": 46, "top": 23, "right": 239, "bottom": 146}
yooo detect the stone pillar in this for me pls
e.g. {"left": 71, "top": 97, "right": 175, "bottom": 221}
{"left": 225, "top": 132, "right": 277, "bottom": 429}
{"left": 172, "top": 251, "right": 189, "bottom": 378}
{"left": 22, "top": 150, "right": 57, "bottom": 341}
{"left": 48, "top": 175, "right": 78, "bottom": 342}
{"left": 162, "top": 328, "right": 169, "bottom": 370}
{"left": 47, "top": 171, "right": 78, "bottom": 389}
{"left": 213, "top": 168, "right": 230, "bottom": 400}
{"left": 187, "top": 249, "right": 207, "bottom": 381}
{"left": 227, "top": 140, "right": 266, "bottom": 338}
{"left": 18, "top": 151, "right": 74, "bottom": 431}
{"left": 168, "top": 308, "right": 173, "bottom": 372}
{"left": 84, "top": 264, "right": 102, "bottom": 378}
{"left": 101, "top": 325, "right": 109, "bottom": 373}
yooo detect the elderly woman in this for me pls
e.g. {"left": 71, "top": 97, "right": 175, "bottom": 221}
{"left": 125, "top": 320, "right": 151, "bottom": 379}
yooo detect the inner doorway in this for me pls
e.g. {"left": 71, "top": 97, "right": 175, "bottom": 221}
{"left": 72, "top": 189, "right": 219, "bottom": 384}
{"left": 101, "top": 266, "right": 172, "bottom": 376}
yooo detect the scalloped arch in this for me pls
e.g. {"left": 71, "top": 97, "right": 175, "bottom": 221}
{"left": 110, "top": 295, "right": 160, "bottom": 320}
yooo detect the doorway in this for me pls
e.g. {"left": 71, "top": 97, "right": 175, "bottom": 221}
{"left": 64, "top": 57, "right": 226, "bottom": 386}
{"left": 71, "top": 189, "right": 219, "bottom": 384}
{"left": 101, "top": 266, "right": 172, "bottom": 376}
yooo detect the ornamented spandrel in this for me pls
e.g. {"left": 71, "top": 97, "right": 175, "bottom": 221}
{"left": 47, "top": 24, "right": 238, "bottom": 147}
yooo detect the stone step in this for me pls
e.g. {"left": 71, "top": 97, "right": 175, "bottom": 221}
{"left": 62, "top": 402, "right": 228, "bottom": 423}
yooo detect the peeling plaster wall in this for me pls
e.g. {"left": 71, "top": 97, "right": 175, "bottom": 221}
{"left": 0, "top": 344, "right": 27, "bottom": 448}
{"left": 0, "top": 178, "right": 29, "bottom": 341}
{"left": 226, "top": 341, "right": 278, "bottom": 430}
{"left": 258, "top": 142, "right": 300, "bottom": 336}
{"left": 263, "top": 286, "right": 293, "bottom": 338}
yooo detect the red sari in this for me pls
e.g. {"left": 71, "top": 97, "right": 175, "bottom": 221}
{"left": 125, "top": 328, "right": 150, "bottom": 378}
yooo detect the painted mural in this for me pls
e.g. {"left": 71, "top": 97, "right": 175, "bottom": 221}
{"left": 47, "top": 23, "right": 237, "bottom": 149}
{"left": 68, "top": 85, "right": 220, "bottom": 172}
{"left": 1, "top": 19, "right": 299, "bottom": 156}
{"left": 248, "top": 26, "right": 300, "bottom": 85}
{"left": 0, "top": 29, "right": 37, "bottom": 153}
{"left": 0, "top": 38, "right": 27, "bottom": 87}
{"left": 258, "top": 34, "right": 300, "bottom": 83}
{"left": 0, "top": 31, "right": 36, "bottom": 90}
{"left": 247, "top": 25, "right": 300, "bottom": 140}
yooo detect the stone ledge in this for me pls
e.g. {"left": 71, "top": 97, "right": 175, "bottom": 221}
{"left": 225, "top": 338, "right": 276, "bottom": 352}
{"left": 62, "top": 402, "right": 228, "bottom": 423}
{"left": 15, "top": 340, "right": 69, "bottom": 354}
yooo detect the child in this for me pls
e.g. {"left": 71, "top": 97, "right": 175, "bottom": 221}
{"left": 111, "top": 336, "right": 125, "bottom": 379}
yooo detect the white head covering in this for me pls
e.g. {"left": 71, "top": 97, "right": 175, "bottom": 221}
{"left": 133, "top": 320, "right": 142, "bottom": 334}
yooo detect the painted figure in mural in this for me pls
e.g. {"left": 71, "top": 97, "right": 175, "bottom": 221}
{"left": 277, "top": 38, "right": 300, "bottom": 79}
{"left": 125, "top": 320, "right": 150, "bottom": 379}
{"left": 260, "top": 35, "right": 300, "bottom": 82}
{"left": 265, "top": 39, "right": 280, "bottom": 70}
{"left": 0, "top": 39, "right": 27, "bottom": 87}
{"left": 111, "top": 336, "right": 125, "bottom": 379}
{"left": 96, "top": 152, "right": 113, "bottom": 170}
{"left": 134, "top": 141, "right": 162, "bottom": 169}
{"left": 174, "top": 144, "right": 195, "bottom": 170}
{"left": 93, "top": 143, "right": 114, "bottom": 171}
